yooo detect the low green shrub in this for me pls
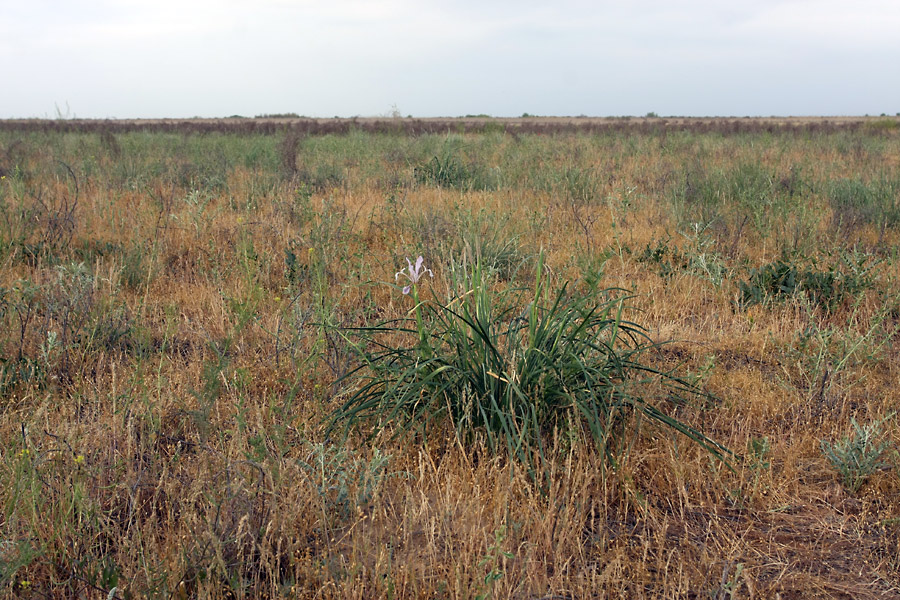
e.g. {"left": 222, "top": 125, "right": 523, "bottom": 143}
{"left": 415, "top": 153, "right": 472, "bottom": 189}
{"left": 737, "top": 250, "right": 877, "bottom": 311}
{"left": 413, "top": 144, "right": 499, "bottom": 191}
{"left": 638, "top": 225, "right": 727, "bottom": 288}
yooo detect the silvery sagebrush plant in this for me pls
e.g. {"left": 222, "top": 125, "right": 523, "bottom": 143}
{"left": 329, "top": 252, "right": 731, "bottom": 484}
{"left": 821, "top": 415, "right": 894, "bottom": 493}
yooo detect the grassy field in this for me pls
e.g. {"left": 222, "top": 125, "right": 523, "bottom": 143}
{"left": 1, "top": 118, "right": 899, "bottom": 598}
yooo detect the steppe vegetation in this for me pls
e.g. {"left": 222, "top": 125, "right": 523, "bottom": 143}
{"left": 0, "top": 117, "right": 899, "bottom": 598}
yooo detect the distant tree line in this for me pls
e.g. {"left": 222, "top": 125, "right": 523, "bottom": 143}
{"left": 0, "top": 117, "right": 893, "bottom": 137}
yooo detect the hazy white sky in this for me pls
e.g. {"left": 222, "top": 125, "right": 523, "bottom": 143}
{"left": 2, "top": 0, "right": 899, "bottom": 118}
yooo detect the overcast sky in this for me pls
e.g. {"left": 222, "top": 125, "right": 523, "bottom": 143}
{"left": 2, "top": 0, "right": 899, "bottom": 119}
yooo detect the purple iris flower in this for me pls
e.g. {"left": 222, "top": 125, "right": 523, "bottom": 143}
{"left": 395, "top": 256, "right": 433, "bottom": 294}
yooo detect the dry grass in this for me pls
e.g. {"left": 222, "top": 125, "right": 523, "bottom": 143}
{"left": 0, "top": 124, "right": 898, "bottom": 598}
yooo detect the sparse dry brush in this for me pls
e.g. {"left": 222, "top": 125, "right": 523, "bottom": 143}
{"left": 0, "top": 119, "right": 898, "bottom": 598}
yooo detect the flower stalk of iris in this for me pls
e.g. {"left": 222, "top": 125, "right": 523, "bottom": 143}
{"left": 396, "top": 256, "right": 433, "bottom": 352}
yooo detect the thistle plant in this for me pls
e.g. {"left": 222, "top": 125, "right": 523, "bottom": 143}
{"left": 331, "top": 253, "right": 730, "bottom": 481}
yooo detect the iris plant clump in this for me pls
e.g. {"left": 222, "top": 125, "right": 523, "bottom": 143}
{"left": 330, "top": 254, "right": 729, "bottom": 479}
